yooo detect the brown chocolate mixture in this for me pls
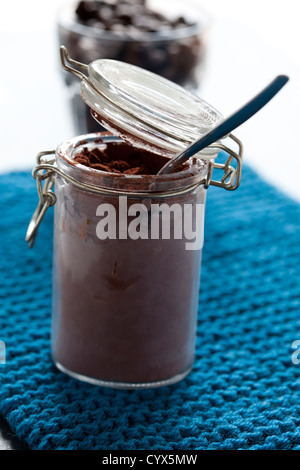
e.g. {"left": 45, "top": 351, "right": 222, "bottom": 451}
{"left": 53, "top": 134, "right": 208, "bottom": 385}
{"left": 74, "top": 139, "right": 188, "bottom": 175}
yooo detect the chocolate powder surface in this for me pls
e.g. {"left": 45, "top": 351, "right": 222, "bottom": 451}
{"left": 73, "top": 139, "right": 189, "bottom": 175}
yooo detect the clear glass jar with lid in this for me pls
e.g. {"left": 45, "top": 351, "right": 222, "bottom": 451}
{"left": 26, "top": 49, "right": 243, "bottom": 389}
{"left": 57, "top": 0, "right": 211, "bottom": 134}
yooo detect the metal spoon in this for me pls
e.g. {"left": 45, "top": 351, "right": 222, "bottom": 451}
{"left": 157, "top": 75, "right": 289, "bottom": 175}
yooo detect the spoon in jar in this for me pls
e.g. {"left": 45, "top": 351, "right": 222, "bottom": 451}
{"left": 157, "top": 75, "right": 289, "bottom": 175}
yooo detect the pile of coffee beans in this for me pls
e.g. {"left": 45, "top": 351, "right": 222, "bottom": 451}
{"left": 75, "top": 0, "right": 194, "bottom": 35}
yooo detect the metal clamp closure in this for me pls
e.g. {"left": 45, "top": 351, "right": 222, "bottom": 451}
{"left": 205, "top": 134, "right": 243, "bottom": 190}
{"left": 25, "top": 151, "right": 56, "bottom": 248}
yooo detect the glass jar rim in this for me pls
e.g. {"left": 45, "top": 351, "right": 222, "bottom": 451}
{"left": 55, "top": 133, "right": 211, "bottom": 195}
{"left": 57, "top": 0, "right": 211, "bottom": 44}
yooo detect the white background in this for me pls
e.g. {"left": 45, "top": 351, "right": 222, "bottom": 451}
{"left": 1, "top": 0, "right": 299, "bottom": 200}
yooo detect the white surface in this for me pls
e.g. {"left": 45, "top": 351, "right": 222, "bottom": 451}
{"left": 201, "top": 18, "right": 300, "bottom": 202}
{"left": 1, "top": 0, "right": 299, "bottom": 201}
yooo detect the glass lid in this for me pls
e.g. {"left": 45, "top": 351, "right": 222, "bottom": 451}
{"left": 79, "top": 59, "right": 223, "bottom": 158}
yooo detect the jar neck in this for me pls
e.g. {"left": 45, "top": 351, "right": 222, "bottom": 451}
{"left": 55, "top": 133, "right": 211, "bottom": 196}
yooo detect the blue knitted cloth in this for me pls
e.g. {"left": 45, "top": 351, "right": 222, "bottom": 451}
{"left": 0, "top": 165, "right": 300, "bottom": 450}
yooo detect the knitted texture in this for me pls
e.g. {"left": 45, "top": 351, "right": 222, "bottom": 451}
{"left": 0, "top": 165, "right": 300, "bottom": 450}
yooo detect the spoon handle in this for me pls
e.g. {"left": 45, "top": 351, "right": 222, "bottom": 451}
{"left": 158, "top": 75, "right": 289, "bottom": 175}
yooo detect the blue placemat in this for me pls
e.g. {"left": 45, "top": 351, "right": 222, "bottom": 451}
{"left": 0, "top": 165, "right": 300, "bottom": 450}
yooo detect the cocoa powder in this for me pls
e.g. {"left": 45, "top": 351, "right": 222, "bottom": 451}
{"left": 74, "top": 139, "right": 189, "bottom": 175}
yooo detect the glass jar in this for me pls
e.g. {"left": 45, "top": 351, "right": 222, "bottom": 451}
{"left": 52, "top": 133, "right": 210, "bottom": 387}
{"left": 57, "top": 0, "right": 210, "bottom": 134}
{"left": 26, "top": 53, "right": 243, "bottom": 388}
